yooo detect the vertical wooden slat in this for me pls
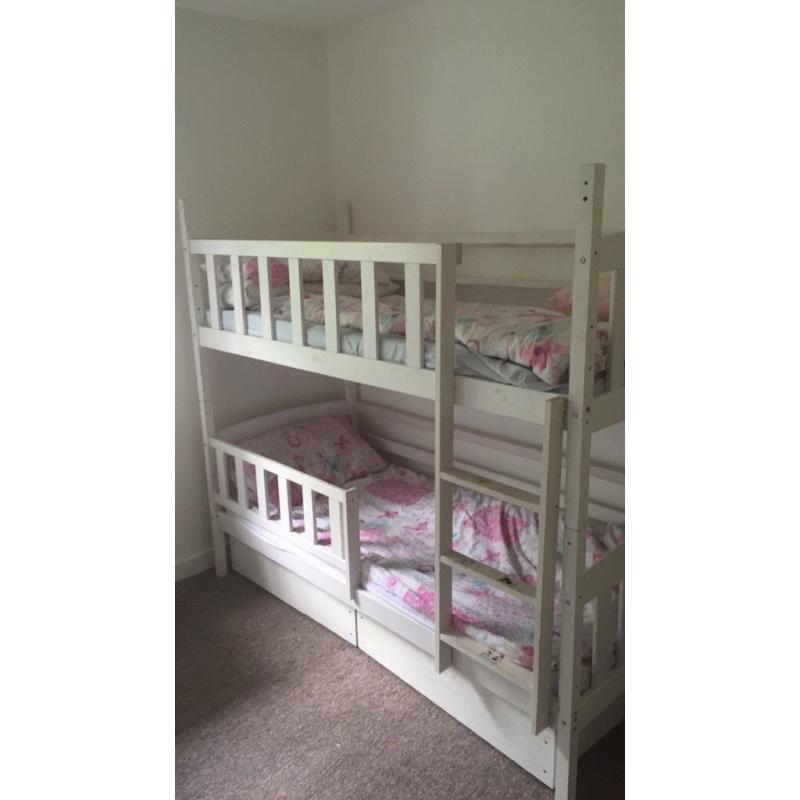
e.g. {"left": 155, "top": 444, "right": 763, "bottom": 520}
{"left": 230, "top": 255, "right": 246, "bottom": 334}
{"left": 343, "top": 489, "right": 361, "bottom": 601}
{"left": 205, "top": 254, "right": 221, "bottom": 329}
{"left": 607, "top": 269, "right": 625, "bottom": 391}
{"left": 256, "top": 467, "right": 267, "bottom": 519}
{"left": 278, "top": 476, "right": 291, "bottom": 533}
{"left": 322, "top": 259, "right": 339, "bottom": 352}
{"left": 531, "top": 395, "right": 565, "bottom": 734}
{"left": 234, "top": 457, "right": 246, "bottom": 508}
{"left": 434, "top": 244, "right": 458, "bottom": 673}
{"left": 361, "top": 261, "right": 379, "bottom": 359}
{"left": 404, "top": 262, "right": 424, "bottom": 368}
{"left": 555, "top": 163, "right": 605, "bottom": 800}
{"left": 289, "top": 257, "right": 305, "bottom": 345}
{"left": 216, "top": 449, "right": 227, "bottom": 499}
{"left": 329, "top": 498, "right": 344, "bottom": 558}
{"left": 257, "top": 256, "right": 274, "bottom": 340}
{"left": 302, "top": 487, "right": 316, "bottom": 546}
{"left": 592, "top": 591, "right": 615, "bottom": 688}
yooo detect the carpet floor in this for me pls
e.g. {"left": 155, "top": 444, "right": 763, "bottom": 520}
{"left": 176, "top": 570, "right": 624, "bottom": 800}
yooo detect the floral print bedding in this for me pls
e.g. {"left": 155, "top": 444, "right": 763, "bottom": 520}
{"left": 270, "top": 293, "right": 607, "bottom": 386}
{"left": 274, "top": 463, "right": 623, "bottom": 673}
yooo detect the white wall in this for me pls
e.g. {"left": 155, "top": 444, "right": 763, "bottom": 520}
{"left": 326, "top": 0, "right": 624, "bottom": 233}
{"left": 176, "top": 9, "right": 341, "bottom": 577}
{"left": 326, "top": 0, "right": 624, "bottom": 474}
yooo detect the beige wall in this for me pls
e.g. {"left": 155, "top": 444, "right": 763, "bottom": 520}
{"left": 326, "top": 0, "right": 623, "bottom": 233}
{"left": 176, "top": 9, "right": 341, "bottom": 574}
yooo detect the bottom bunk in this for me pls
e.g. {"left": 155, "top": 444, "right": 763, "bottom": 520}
{"left": 209, "top": 398, "right": 625, "bottom": 790}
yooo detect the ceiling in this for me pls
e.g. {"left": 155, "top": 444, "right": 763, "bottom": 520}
{"left": 175, "top": 0, "right": 422, "bottom": 31}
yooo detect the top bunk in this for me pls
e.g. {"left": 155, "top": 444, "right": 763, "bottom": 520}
{"left": 179, "top": 166, "right": 624, "bottom": 432}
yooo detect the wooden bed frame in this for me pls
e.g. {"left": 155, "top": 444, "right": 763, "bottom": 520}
{"left": 179, "top": 163, "right": 624, "bottom": 799}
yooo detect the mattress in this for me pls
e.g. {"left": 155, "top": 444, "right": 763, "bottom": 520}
{"left": 217, "top": 309, "right": 567, "bottom": 391}
{"left": 271, "top": 463, "right": 623, "bottom": 683}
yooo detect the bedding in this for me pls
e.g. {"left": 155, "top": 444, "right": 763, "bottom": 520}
{"left": 216, "top": 310, "right": 570, "bottom": 391}
{"left": 267, "top": 293, "right": 606, "bottom": 387}
{"left": 234, "top": 414, "right": 386, "bottom": 506}
{"left": 239, "top": 461, "right": 623, "bottom": 675}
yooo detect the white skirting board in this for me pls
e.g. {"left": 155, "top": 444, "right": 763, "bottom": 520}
{"left": 230, "top": 539, "right": 357, "bottom": 647}
{"left": 175, "top": 548, "right": 214, "bottom": 581}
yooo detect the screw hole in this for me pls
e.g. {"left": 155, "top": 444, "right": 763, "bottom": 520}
{"left": 583, "top": 196, "right": 588, "bottom": 202}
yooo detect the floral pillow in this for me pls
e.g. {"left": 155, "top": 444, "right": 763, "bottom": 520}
{"left": 231, "top": 414, "right": 387, "bottom": 510}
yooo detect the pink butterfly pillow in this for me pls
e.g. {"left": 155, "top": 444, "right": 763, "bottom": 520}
{"left": 548, "top": 279, "right": 613, "bottom": 322}
{"left": 232, "top": 415, "right": 387, "bottom": 510}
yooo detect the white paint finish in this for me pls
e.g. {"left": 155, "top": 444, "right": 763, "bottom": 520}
{"left": 175, "top": 0, "right": 420, "bottom": 32}
{"left": 230, "top": 539, "right": 357, "bottom": 645}
{"left": 257, "top": 256, "right": 274, "bottom": 340}
{"left": 327, "top": 0, "right": 623, "bottom": 237}
{"left": 175, "top": 8, "right": 338, "bottom": 568}
{"left": 532, "top": 396, "right": 565, "bottom": 734}
{"left": 357, "top": 613, "right": 555, "bottom": 788}
{"left": 322, "top": 259, "right": 340, "bottom": 352}
{"left": 288, "top": 257, "right": 305, "bottom": 345}
{"left": 229, "top": 255, "right": 246, "bottom": 334}
{"left": 360, "top": 262, "right": 379, "bottom": 359}
{"left": 403, "top": 262, "right": 424, "bottom": 367}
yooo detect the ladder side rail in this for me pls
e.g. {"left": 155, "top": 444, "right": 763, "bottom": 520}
{"left": 554, "top": 164, "right": 605, "bottom": 800}
{"left": 531, "top": 394, "right": 566, "bottom": 734}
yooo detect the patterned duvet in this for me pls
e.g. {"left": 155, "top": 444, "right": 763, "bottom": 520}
{"left": 271, "top": 293, "right": 607, "bottom": 387}
{"left": 291, "top": 464, "right": 623, "bottom": 673}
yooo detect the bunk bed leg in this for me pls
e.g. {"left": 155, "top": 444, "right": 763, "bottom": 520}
{"left": 178, "top": 199, "right": 228, "bottom": 577}
{"left": 434, "top": 244, "right": 459, "bottom": 673}
{"left": 554, "top": 164, "right": 605, "bottom": 800}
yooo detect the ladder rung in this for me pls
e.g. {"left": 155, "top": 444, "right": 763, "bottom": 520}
{"left": 440, "top": 631, "right": 532, "bottom": 690}
{"left": 441, "top": 553, "right": 536, "bottom": 605}
{"left": 440, "top": 467, "right": 540, "bottom": 511}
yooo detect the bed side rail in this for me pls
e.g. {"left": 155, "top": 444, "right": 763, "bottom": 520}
{"left": 187, "top": 238, "right": 441, "bottom": 380}
{"left": 208, "top": 436, "right": 361, "bottom": 601}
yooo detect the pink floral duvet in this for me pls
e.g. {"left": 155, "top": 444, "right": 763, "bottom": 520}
{"left": 271, "top": 293, "right": 607, "bottom": 387}
{"left": 291, "top": 464, "right": 623, "bottom": 673}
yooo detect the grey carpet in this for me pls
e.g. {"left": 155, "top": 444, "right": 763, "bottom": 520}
{"left": 176, "top": 571, "right": 624, "bottom": 800}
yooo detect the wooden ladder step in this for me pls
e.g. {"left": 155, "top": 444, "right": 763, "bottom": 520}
{"left": 440, "top": 630, "right": 533, "bottom": 690}
{"left": 440, "top": 467, "right": 540, "bottom": 511}
{"left": 441, "top": 553, "right": 536, "bottom": 605}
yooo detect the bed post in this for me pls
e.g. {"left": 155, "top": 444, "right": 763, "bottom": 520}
{"left": 434, "top": 243, "right": 459, "bottom": 673}
{"left": 178, "top": 199, "right": 228, "bottom": 577}
{"left": 554, "top": 164, "right": 605, "bottom": 800}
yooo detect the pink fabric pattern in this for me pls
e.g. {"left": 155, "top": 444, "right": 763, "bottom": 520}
{"left": 231, "top": 415, "right": 386, "bottom": 508}
{"left": 283, "top": 464, "right": 624, "bottom": 672}
{"left": 269, "top": 293, "right": 607, "bottom": 386}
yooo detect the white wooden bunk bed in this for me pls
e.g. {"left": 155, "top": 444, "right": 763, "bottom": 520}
{"left": 179, "top": 163, "right": 624, "bottom": 800}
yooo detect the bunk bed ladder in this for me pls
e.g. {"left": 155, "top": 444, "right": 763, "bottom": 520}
{"left": 433, "top": 243, "right": 567, "bottom": 734}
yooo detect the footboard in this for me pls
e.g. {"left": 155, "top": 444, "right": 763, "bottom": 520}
{"left": 208, "top": 436, "right": 361, "bottom": 602}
